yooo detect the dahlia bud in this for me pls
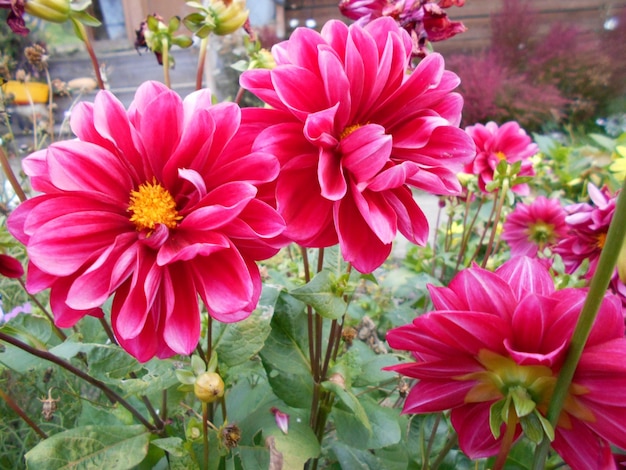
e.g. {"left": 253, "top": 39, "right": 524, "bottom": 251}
{"left": 194, "top": 372, "right": 225, "bottom": 403}
{"left": 211, "top": 0, "right": 248, "bottom": 36}
{"left": 24, "top": 0, "right": 71, "bottom": 24}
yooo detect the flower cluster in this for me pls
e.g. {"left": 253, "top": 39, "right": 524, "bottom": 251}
{"left": 386, "top": 256, "right": 626, "bottom": 470}
{"left": 7, "top": 17, "right": 473, "bottom": 359}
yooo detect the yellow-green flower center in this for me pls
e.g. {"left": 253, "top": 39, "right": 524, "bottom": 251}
{"left": 128, "top": 179, "right": 182, "bottom": 231}
{"left": 527, "top": 221, "right": 555, "bottom": 247}
{"left": 457, "top": 350, "right": 594, "bottom": 433}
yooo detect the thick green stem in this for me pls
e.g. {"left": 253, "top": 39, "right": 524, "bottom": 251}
{"left": 196, "top": 36, "right": 209, "bottom": 91}
{"left": 72, "top": 19, "right": 105, "bottom": 90}
{"left": 532, "top": 177, "right": 626, "bottom": 469}
{"left": 162, "top": 38, "right": 171, "bottom": 88}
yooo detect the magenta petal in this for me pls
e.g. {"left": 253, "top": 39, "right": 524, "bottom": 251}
{"left": 162, "top": 265, "right": 200, "bottom": 355}
{"left": 340, "top": 123, "right": 392, "bottom": 183}
{"left": 448, "top": 266, "right": 516, "bottom": 318}
{"left": 451, "top": 404, "right": 510, "bottom": 459}
{"left": 192, "top": 248, "right": 256, "bottom": 321}
{"left": 403, "top": 380, "right": 476, "bottom": 414}
{"left": 552, "top": 420, "right": 615, "bottom": 470}
{"left": 318, "top": 148, "right": 347, "bottom": 201}
{"left": 0, "top": 254, "right": 24, "bottom": 279}
{"left": 495, "top": 256, "right": 555, "bottom": 299}
{"left": 28, "top": 211, "right": 130, "bottom": 276}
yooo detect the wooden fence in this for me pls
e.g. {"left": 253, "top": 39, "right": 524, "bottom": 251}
{"left": 278, "top": 0, "right": 626, "bottom": 53}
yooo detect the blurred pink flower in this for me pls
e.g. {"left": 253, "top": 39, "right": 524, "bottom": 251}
{"left": 386, "top": 257, "right": 626, "bottom": 469}
{"left": 271, "top": 407, "right": 290, "bottom": 434}
{"left": 338, "top": 0, "right": 386, "bottom": 22}
{"left": 464, "top": 121, "right": 538, "bottom": 195}
{"left": 502, "top": 196, "right": 567, "bottom": 257}
{"left": 554, "top": 183, "right": 626, "bottom": 315}
{"left": 8, "top": 81, "right": 284, "bottom": 361}
{"left": 555, "top": 184, "right": 615, "bottom": 276}
{"left": 241, "top": 18, "right": 474, "bottom": 273}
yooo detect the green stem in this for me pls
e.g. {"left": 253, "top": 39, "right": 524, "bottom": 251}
{"left": 162, "top": 38, "right": 171, "bottom": 88}
{"left": 72, "top": 19, "right": 105, "bottom": 90}
{"left": 196, "top": 36, "right": 209, "bottom": 91}
{"left": 480, "top": 180, "right": 509, "bottom": 268}
{"left": 0, "top": 136, "right": 28, "bottom": 203}
{"left": 0, "top": 388, "right": 48, "bottom": 439}
{"left": 532, "top": 177, "right": 626, "bottom": 469}
{"left": 0, "top": 332, "right": 156, "bottom": 431}
{"left": 202, "top": 402, "right": 209, "bottom": 470}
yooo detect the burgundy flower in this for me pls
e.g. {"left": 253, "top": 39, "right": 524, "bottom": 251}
{"left": 386, "top": 256, "right": 626, "bottom": 469}
{"left": 240, "top": 18, "right": 474, "bottom": 273}
{"left": 1, "top": 0, "right": 28, "bottom": 35}
{"left": 8, "top": 81, "right": 285, "bottom": 361}
{"left": 502, "top": 196, "right": 568, "bottom": 257}
{"left": 339, "top": 0, "right": 467, "bottom": 57}
{"left": 464, "top": 121, "right": 538, "bottom": 195}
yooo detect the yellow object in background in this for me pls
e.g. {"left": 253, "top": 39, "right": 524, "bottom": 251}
{"left": 1, "top": 81, "right": 50, "bottom": 104}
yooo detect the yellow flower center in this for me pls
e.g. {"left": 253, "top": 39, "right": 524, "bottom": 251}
{"left": 128, "top": 179, "right": 182, "bottom": 231}
{"left": 340, "top": 123, "right": 363, "bottom": 140}
{"left": 596, "top": 232, "right": 607, "bottom": 249}
{"left": 496, "top": 151, "right": 507, "bottom": 161}
{"left": 457, "top": 350, "right": 594, "bottom": 428}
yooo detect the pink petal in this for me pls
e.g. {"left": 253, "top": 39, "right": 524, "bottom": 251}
{"left": 403, "top": 380, "right": 476, "bottom": 413}
{"left": 451, "top": 404, "right": 511, "bottom": 459}
{"left": 162, "top": 265, "right": 201, "bottom": 355}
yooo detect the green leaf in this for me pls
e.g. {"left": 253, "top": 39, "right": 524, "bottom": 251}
{"left": 150, "top": 437, "right": 186, "bottom": 457}
{"left": 489, "top": 399, "right": 506, "bottom": 439}
{"left": 510, "top": 386, "right": 535, "bottom": 418}
{"left": 519, "top": 412, "right": 545, "bottom": 444}
{"left": 330, "top": 441, "right": 384, "bottom": 470}
{"left": 290, "top": 270, "right": 348, "bottom": 320}
{"left": 259, "top": 292, "right": 313, "bottom": 408}
{"left": 361, "top": 397, "right": 402, "bottom": 449}
{"left": 86, "top": 344, "right": 142, "bottom": 380}
{"left": 71, "top": 10, "right": 102, "bottom": 27}
{"left": 191, "top": 354, "right": 206, "bottom": 376}
{"left": 176, "top": 369, "right": 196, "bottom": 385}
{"left": 325, "top": 381, "right": 372, "bottom": 448}
{"left": 213, "top": 288, "right": 275, "bottom": 368}
{"left": 25, "top": 425, "right": 150, "bottom": 469}
{"left": 588, "top": 133, "right": 616, "bottom": 151}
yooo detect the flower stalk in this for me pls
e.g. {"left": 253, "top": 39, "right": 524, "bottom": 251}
{"left": 0, "top": 388, "right": 48, "bottom": 439}
{"left": 0, "top": 332, "right": 157, "bottom": 432}
{"left": 532, "top": 175, "right": 626, "bottom": 469}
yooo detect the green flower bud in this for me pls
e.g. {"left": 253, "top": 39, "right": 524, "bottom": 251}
{"left": 211, "top": 0, "right": 248, "bottom": 36}
{"left": 24, "top": 0, "right": 70, "bottom": 23}
{"left": 194, "top": 372, "right": 224, "bottom": 403}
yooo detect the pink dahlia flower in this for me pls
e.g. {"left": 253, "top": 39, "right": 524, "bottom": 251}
{"left": 464, "top": 121, "right": 538, "bottom": 195}
{"left": 555, "top": 184, "right": 616, "bottom": 276}
{"left": 7, "top": 81, "right": 285, "bottom": 361}
{"left": 240, "top": 17, "right": 475, "bottom": 273}
{"left": 502, "top": 196, "right": 567, "bottom": 257}
{"left": 554, "top": 183, "right": 626, "bottom": 315}
{"left": 386, "top": 257, "right": 626, "bottom": 469}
